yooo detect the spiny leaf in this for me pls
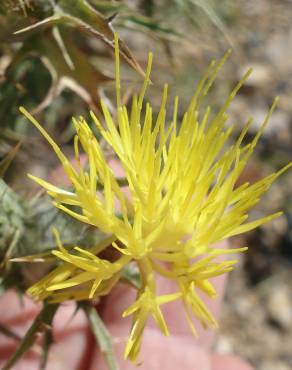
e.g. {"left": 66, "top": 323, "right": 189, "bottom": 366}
{"left": 10, "top": 28, "right": 113, "bottom": 112}
{"left": 122, "top": 14, "right": 181, "bottom": 37}
{"left": 39, "top": 320, "right": 54, "bottom": 370}
{"left": 2, "top": 302, "right": 58, "bottom": 370}
{"left": 0, "top": 142, "right": 21, "bottom": 178}
{"left": 84, "top": 303, "right": 119, "bottom": 370}
{"left": 0, "top": 323, "right": 21, "bottom": 341}
{"left": 89, "top": 1, "right": 127, "bottom": 13}
{"left": 14, "top": 1, "right": 145, "bottom": 78}
{"left": 57, "top": 0, "right": 144, "bottom": 75}
{"left": 184, "top": 0, "right": 234, "bottom": 46}
{"left": 0, "top": 1, "right": 53, "bottom": 42}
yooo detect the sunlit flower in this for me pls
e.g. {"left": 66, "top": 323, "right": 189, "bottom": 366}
{"left": 21, "top": 34, "right": 291, "bottom": 361}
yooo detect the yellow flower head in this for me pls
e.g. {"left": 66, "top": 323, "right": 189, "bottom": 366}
{"left": 21, "top": 34, "right": 291, "bottom": 362}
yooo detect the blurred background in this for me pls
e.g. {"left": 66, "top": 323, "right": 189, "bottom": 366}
{"left": 0, "top": 1, "right": 291, "bottom": 369}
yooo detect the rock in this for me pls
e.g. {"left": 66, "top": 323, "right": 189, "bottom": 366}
{"left": 259, "top": 361, "right": 291, "bottom": 370}
{"left": 261, "top": 216, "right": 289, "bottom": 250}
{"left": 213, "top": 335, "right": 234, "bottom": 355}
{"left": 248, "top": 105, "right": 290, "bottom": 137}
{"left": 266, "top": 286, "right": 292, "bottom": 329}
{"left": 239, "top": 63, "right": 274, "bottom": 88}
{"left": 266, "top": 30, "right": 292, "bottom": 73}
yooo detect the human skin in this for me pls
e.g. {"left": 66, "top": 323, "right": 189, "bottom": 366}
{"left": 0, "top": 160, "right": 254, "bottom": 370}
{"left": 0, "top": 266, "right": 253, "bottom": 370}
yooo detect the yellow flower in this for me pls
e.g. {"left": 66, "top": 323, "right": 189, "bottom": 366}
{"left": 21, "top": 34, "right": 291, "bottom": 362}
{"left": 123, "top": 286, "right": 181, "bottom": 360}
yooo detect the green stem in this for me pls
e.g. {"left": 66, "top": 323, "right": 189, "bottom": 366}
{"left": 84, "top": 304, "right": 119, "bottom": 370}
{"left": 137, "top": 257, "right": 155, "bottom": 291}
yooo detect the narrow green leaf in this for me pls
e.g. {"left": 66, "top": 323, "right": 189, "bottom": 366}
{"left": 124, "top": 14, "right": 181, "bottom": 36}
{"left": 84, "top": 304, "right": 119, "bottom": 370}
{"left": 39, "top": 323, "right": 54, "bottom": 370}
{"left": 189, "top": 0, "right": 234, "bottom": 46}
{"left": 0, "top": 324, "right": 21, "bottom": 341}
{"left": 14, "top": 1, "right": 145, "bottom": 77}
{"left": 121, "top": 264, "right": 141, "bottom": 289}
{"left": 0, "top": 142, "right": 21, "bottom": 178}
{"left": 2, "top": 302, "right": 58, "bottom": 370}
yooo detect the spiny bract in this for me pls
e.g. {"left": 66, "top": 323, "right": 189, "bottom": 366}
{"left": 21, "top": 34, "right": 291, "bottom": 362}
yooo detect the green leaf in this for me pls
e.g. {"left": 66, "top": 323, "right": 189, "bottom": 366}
{"left": 124, "top": 14, "right": 181, "bottom": 36}
{"left": 14, "top": 0, "right": 145, "bottom": 78}
{"left": 187, "top": 0, "right": 233, "bottom": 46}
{"left": 84, "top": 304, "right": 119, "bottom": 370}
{"left": 121, "top": 264, "right": 141, "bottom": 289}
{"left": 39, "top": 320, "right": 54, "bottom": 370}
{"left": 0, "top": 142, "right": 21, "bottom": 178}
{"left": 2, "top": 302, "right": 58, "bottom": 370}
{"left": 0, "top": 323, "right": 21, "bottom": 341}
{"left": 8, "top": 27, "right": 113, "bottom": 112}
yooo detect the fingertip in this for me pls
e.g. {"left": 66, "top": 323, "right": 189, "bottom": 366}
{"left": 89, "top": 323, "right": 212, "bottom": 370}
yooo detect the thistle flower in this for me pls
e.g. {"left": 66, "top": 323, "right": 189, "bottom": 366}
{"left": 20, "top": 34, "right": 291, "bottom": 362}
